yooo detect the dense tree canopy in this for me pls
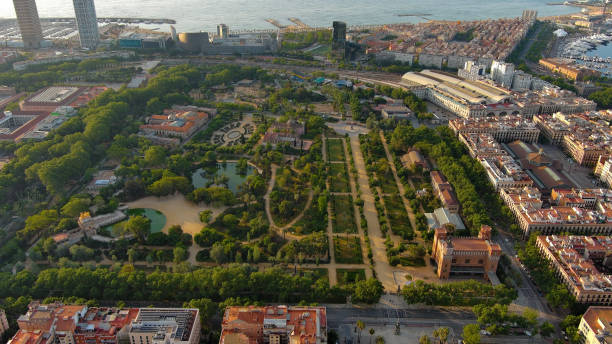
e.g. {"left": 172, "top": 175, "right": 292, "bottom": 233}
{"left": 0, "top": 265, "right": 363, "bottom": 304}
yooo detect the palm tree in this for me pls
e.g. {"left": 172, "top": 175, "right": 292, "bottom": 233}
{"left": 419, "top": 335, "right": 432, "bottom": 344}
{"left": 433, "top": 327, "right": 450, "bottom": 344}
{"left": 356, "top": 320, "right": 365, "bottom": 343}
{"left": 369, "top": 328, "right": 375, "bottom": 344}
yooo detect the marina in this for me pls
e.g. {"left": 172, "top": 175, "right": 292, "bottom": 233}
{"left": 558, "top": 33, "right": 612, "bottom": 76}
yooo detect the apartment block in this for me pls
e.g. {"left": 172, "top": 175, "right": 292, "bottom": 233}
{"left": 479, "top": 154, "right": 533, "bottom": 191}
{"left": 219, "top": 305, "right": 327, "bottom": 344}
{"left": 458, "top": 133, "right": 507, "bottom": 158}
{"left": 514, "top": 88, "right": 597, "bottom": 117}
{"left": 579, "top": 306, "right": 612, "bottom": 344}
{"left": 363, "top": 18, "right": 533, "bottom": 68}
{"left": 491, "top": 61, "right": 515, "bottom": 88}
{"left": 432, "top": 225, "right": 502, "bottom": 280}
{"left": 537, "top": 236, "right": 612, "bottom": 305}
{"left": 128, "top": 308, "right": 200, "bottom": 344}
{"left": 533, "top": 114, "right": 571, "bottom": 145}
{"left": 501, "top": 187, "right": 612, "bottom": 237}
{"left": 72, "top": 308, "right": 139, "bottom": 344}
{"left": 8, "top": 304, "right": 198, "bottom": 344}
{"left": 524, "top": 112, "right": 611, "bottom": 168}
{"left": 564, "top": 132, "right": 609, "bottom": 167}
{"left": 458, "top": 60, "right": 486, "bottom": 81}
{"left": 449, "top": 116, "right": 540, "bottom": 143}
{"left": 511, "top": 71, "right": 534, "bottom": 91}
{"left": 597, "top": 157, "right": 612, "bottom": 187}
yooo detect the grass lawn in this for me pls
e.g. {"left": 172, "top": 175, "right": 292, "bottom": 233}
{"left": 400, "top": 256, "right": 426, "bottom": 267}
{"left": 337, "top": 268, "right": 366, "bottom": 285}
{"left": 383, "top": 194, "right": 414, "bottom": 240}
{"left": 327, "top": 139, "right": 345, "bottom": 162}
{"left": 310, "top": 44, "right": 331, "bottom": 56}
{"left": 334, "top": 236, "right": 363, "bottom": 264}
{"left": 329, "top": 163, "right": 350, "bottom": 193}
{"left": 331, "top": 195, "right": 357, "bottom": 233}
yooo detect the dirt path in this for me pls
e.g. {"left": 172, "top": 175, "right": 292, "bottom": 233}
{"left": 350, "top": 136, "right": 397, "bottom": 292}
{"left": 126, "top": 194, "right": 226, "bottom": 236}
{"left": 264, "top": 164, "right": 278, "bottom": 221}
{"left": 276, "top": 190, "right": 314, "bottom": 231}
{"left": 263, "top": 163, "right": 314, "bottom": 239}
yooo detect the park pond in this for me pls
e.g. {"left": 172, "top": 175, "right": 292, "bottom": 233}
{"left": 102, "top": 208, "right": 166, "bottom": 237}
{"left": 192, "top": 161, "right": 254, "bottom": 193}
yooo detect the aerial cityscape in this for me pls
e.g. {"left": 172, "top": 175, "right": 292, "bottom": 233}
{"left": 5, "top": 0, "right": 612, "bottom": 343}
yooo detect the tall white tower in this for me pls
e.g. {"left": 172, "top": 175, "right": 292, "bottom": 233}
{"left": 73, "top": 0, "right": 99, "bottom": 49}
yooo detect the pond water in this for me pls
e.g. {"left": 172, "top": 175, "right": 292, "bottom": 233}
{"left": 102, "top": 208, "right": 167, "bottom": 237}
{"left": 192, "top": 162, "right": 255, "bottom": 193}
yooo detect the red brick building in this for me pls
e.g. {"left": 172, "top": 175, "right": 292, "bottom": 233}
{"left": 432, "top": 225, "right": 502, "bottom": 280}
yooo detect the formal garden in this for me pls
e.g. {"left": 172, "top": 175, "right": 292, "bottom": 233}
{"left": 210, "top": 115, "right": 257, "bottom": 147}
{"left": 382, "top": 194, "right": 414, "bottom": 240}
{"left": 328, "top": 162, "right": 351, "bottom": 193}
{"left": 330, "top": 195, "right": 357, "bottom": 233}
{"left": 326, "top": 138, "right": 345, "bottom": 162}
{"left": 360, "top": 131, "right": 415, "bottom": 247}
{"left": 289, "top": 191, "right": 328, "bottom": 235}
{"left": 333, "top": 235, "right": 363, "bottom": 264}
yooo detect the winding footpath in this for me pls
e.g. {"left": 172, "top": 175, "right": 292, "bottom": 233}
{"left": 263, "top": 164, "right": 314, "bottom": 240}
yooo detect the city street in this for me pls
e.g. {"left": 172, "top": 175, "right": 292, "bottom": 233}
{"left": 495, "top": 230, "right": 560, "bottom": 325}
{"left": 325, "top": 303, "right": 475, "bottom": 342}
{"left": 325, "top": 302, "right": 550, "bottom": 343}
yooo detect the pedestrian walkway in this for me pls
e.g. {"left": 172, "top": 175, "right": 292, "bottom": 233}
{"left": 350, "top": 135, "right": 397, "bottom": 291}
